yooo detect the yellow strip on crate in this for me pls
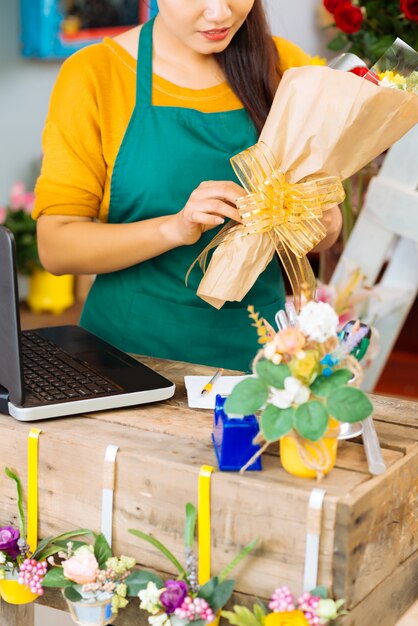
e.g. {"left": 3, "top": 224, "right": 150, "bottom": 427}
{"left": 27, "top": 428, "right": 41, "bottom": 553}
{"left": 198, "top": 464, "right": 220, "bottom": 626}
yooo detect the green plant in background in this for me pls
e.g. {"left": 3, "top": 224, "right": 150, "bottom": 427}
{"left": 0, "top": 182, "right": 41, "bottom": 275}
{"left": 323, "top": 0, "right": 418, "bottom": 65}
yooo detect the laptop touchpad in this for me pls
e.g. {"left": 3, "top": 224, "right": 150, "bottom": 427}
{"left": 75, "top": 350, "right": 133, "bottom": 369}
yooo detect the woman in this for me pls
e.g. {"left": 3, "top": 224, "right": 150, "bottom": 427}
{"left": 34, "top": 0, "right": 341, "bottom": 371}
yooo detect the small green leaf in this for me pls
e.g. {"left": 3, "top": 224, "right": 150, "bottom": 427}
{"left": 125, "top": 570, "right": 164, "bottom": 596}
{"left": 64, "top": 586, "right": 82, "bottom": 602}
{"left": 310, "top": 369, "right": 353, "bottom": 397}
{"left": 198, "top": 577, "right": 218, "bottom": 603}
{"left": 5, "top": 468, "right": 26, "bottom": 539}
{"left": 184, "top": 503, "right": 197, "bottom": 551}
{"left": 94, "top": 533, "right": 112, "bottom": 569}
{"left": 260, "top": 405, "right": 293, "bottom": 442}
{"left": 327, "top": 387, "right": 373, "bottom": 423}
{"left": 212, "top": 579, "right": 235, "bottom": 611}
{"left": 327, "top": 33, "right": 349, "bottom": 51}
{"left": 224, "top": 378, "right": 268, "bottom": 416}
{"left": 218, "top": 539, "right": 258, "bottom": 583}
{"left": 129, "top": 529, "right": 187, "bottom": 578}
{"left": 255, "top": 360, "right": 290, "bottom": 390}
{"left": 42, "top": 567, "right": 72, "bottom": 588}
{"left": 33, "top": 529, "right": 93, "bottom": 561}
{"left": 294, "top": 402, "right": 329, "bottom": 441}
{"left": 310, "top": 585, "right": 328, "bottom": 599}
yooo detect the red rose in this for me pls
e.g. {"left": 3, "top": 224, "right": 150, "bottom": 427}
{"left": 334, "top": 3, "right": 364, "bottom": 34}
{"left": 323, "top": 0, "right": 350, "bottom": 14}
{"left": 400, "top": 0, "right": 418, "bottom": 21}
{"left": 349, "top": 66, "right": 380, "bottom": 84}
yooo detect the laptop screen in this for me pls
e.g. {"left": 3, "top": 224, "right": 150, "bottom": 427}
{"left": 0, "top": 226, "right": 25, "bottom": 406}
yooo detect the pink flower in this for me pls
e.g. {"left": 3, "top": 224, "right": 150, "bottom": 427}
{"left": 275, "top": 328, "right": 306, "bottom": 355}
{"left": 9, "top": 181, "right": 35, "bottom": 214}
{"left": 62, "top": 552, "right": 99, "bottom": 585}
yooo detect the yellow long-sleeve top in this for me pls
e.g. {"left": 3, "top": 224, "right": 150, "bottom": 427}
{"left": 33, "top": 36, "right": 317, "bottom": 222}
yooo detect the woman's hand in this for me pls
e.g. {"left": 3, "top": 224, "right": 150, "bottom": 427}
{"left": 171, "top": 180, "right": 246, "bottom": 245}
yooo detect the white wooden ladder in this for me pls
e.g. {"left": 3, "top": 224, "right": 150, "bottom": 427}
{"left": 330, "top": 125, "right": 418, "bottom": 391}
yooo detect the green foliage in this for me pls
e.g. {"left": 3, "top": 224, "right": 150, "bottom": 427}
{"left": 222, "top": 603, "right": 267, "bottom": 626}
{"left": 94, "top": 533, "right": 112, "bottom": 569}
{"left": 125, "top": 570, "right": 164, "bottom": 596}
{"left": 294, "top": 401, "right": 329, "bottom": 441}
{"left": 325, "top": 0, "right": 418, "bottom": 65}
{"left": 218, "top": 538, "right": 258, "bottom": 583}
{"left": 255, "top": 360, "right": 290, "bottom": 390}
{"left": 224, "top": 378, "right": 268, "bottom": 416}
{"left": 184, "top": 503, "right": 197, "bottom": 551}
{"left": 5, "top": 467, "right": 26, "bottom": 539}
{"left": 260, "top": 405, "right": 294, "bottom": 441}
{"left": 199, "top": 577, "right": 235, "bottom": 613}
{"left": 3, "top": 209, "right": 40, "bottom": 275}
{"left": 327, "top": 387, "right": 374, "bottom": 422}
{"left": 128, "top": 528, "right": 187, "bottom": 578}
{"left": 310, "top": 369, "right": 353, "bottom": 397}
{"left": 33, "top": 530, "right": 93, "bottom": 561}
{"left": 64, "top": 586, "right": 83, "bottom": 602}
{"left": 42, "top": 566, "right": 73, "bottom": 588}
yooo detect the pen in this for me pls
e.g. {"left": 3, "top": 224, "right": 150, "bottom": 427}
{"left": 200, "top": 368, "right": 224, "bottom": 397}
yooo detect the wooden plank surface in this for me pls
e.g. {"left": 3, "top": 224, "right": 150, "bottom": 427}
{"left": 0, "top": 601, "right": 34, "bottom": 626}
{"left": 0, "top": 356, "right": 417, "bottom": 623}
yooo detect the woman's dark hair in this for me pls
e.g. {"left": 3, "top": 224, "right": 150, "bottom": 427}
{"left": 215, "top": 0, "right": 280, "bottom": 134}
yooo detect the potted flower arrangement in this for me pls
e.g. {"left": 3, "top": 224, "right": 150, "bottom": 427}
{"left": 42, "top": 531, "right": 136, "bottom": 626}
{"left": 0, "top": 181, "right": 75, "bottom": 314}
{"left": 222, "top": 584, "right": 346, "bottom": 626}
{"left": 224, "top": 301, "right": 374, "bottom": 479}
{"left": 322, "top": 0, "right": 418, "bottom": 65}
{"left": 0, "top": 467, "right": 88, "bottom": 605}
{"left": 129, "top": 503, "right": 257, "bottom": 626}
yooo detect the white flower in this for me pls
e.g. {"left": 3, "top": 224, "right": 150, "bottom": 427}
{"left": 139, "top": 582, "right": 162, "bottom": 615}
{"left": 270, "top": 376, "right": 310, "bottom": 409}
{"left": 0, "top": 552, "right": 6, "bottom": 564}
{"left": 298, "top": 301, "right": 339, "bottom": 343}
{"left": 149, "top": 613, "right": 172, "bottom": 626}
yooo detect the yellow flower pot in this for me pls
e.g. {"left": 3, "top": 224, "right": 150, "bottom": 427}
{"left": 280, "top": 419, "right": 339, "bottom": 479}
{"left": 26, "top": 268, "right": 74, "bottom": 315}
{"left": 0, "top": 577, "right": 38, "bottom": 605}
{"left": 265, "top": 609, "right": 309, "bottom": 626}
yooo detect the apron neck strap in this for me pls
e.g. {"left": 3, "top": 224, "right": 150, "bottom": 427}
{"left": 136, "top": 16, "right": 156, "bottom": 108}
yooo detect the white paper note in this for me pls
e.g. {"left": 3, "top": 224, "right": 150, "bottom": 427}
{"left": 184, "top": 375, "right": 250, "bottom": 409}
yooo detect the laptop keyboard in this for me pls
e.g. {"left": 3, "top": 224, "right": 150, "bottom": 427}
{"left": 22, "top": 331, "right": 121, "bottom": 404}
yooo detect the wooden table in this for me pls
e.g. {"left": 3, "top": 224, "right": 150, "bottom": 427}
{"left": 0, "top": 357, "right": 417, "bottom": 626}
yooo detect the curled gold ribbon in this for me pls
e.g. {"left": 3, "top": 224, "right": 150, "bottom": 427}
{"left": 189, "top": 142, "right": 345, "bottom": 310}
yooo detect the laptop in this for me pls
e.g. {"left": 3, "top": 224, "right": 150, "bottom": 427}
{"left": 0, "top": 226, "right": 175, "bottom": 421}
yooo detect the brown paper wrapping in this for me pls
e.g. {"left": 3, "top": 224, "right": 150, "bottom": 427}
{"left": 196, "top": 66, "right": 418, "bottom": 309}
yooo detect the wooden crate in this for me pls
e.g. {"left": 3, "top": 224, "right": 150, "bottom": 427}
{"left": 0, "top": 358, "right": 417, "bottom": 626}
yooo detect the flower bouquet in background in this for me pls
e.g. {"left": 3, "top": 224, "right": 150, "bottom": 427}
{"left": 0, "top": 181, "right": 40, "bottom": 276}
{"left": 129, "top": 503, "right": 257, "bottom": 626}
{"left": 323, "top": 0, "right": 418, "bottom": 65}
{"left": 224, "top": 300, "right": 373, "bottom": 479}
{"left": 193, "top": 39, "right": 418, "bottom": 313}
{"left": 0, "top": 467, "right": 87, "bottom": 605}
{"left": 223, "top": 584, "right": 346, "bottom": 626}
{"left": 42, "top": 532, "right": 136, "bottom": 626}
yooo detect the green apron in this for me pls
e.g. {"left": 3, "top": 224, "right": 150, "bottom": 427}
{"left": 80, "top": 17, "right": 285, "bottom": 371}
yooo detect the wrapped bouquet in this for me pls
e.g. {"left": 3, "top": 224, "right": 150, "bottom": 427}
{"left": 194, "top": 39, "right": 418, "bottom": 311}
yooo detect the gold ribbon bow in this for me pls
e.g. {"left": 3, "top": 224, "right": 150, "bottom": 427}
{"left": 189, "top": 142, "right": 345, "bottom": 310}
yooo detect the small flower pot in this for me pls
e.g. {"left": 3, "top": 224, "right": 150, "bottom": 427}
{"left": 63, "top": 590, "right": 117, "bottom": 626}
{"left": 0, "top": 573, "right": 38, "bottom": 605}
{"left": 27, "top": 268, "right": 74, "bottom": 315}
{"left": 279, "top": 420, "right": 339, "bottom": 479}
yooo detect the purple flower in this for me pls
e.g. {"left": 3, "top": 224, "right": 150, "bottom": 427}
{"left": 0, "top": 526, "right": 20, "bottom": 560}
{"left": 160, "top": 580, "right": 189, "bottom": 613}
